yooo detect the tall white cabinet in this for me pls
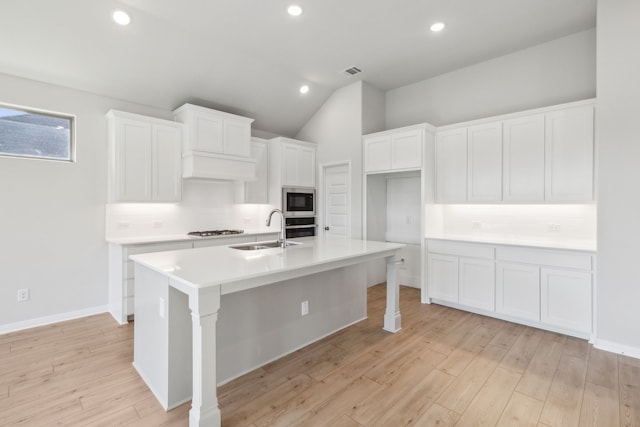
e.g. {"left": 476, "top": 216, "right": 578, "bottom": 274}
{"left": 107, "top": 110, "right": 182, "bottom": 203}
{"left": 363, "top": 123, "right": 436, "bottom": 299}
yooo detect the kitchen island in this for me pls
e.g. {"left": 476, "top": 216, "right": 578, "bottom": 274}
{"left": 130, "top": 236, "right": 404, "bottom": 427}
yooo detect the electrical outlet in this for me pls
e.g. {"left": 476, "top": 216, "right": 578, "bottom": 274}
{"left": 17, "top": 288, "right": 29, "bottom": 302}
{"left": 301, "top": 300, "right": 309, "bottom": 316}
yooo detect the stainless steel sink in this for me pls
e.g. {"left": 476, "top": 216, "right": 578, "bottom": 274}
{"left": 230, "top": 240, "right": 302, "bottom": 251}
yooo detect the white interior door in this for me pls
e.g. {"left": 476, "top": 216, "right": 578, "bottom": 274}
{"left": 322, "top": 163, "right": 350, "bottom": 237}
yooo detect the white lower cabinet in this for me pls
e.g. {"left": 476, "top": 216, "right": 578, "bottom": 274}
{"left": 541, "top": 268, "right": 592, "bottom": 334}
{"left": 108, "top": 233, "right": 279, "bottom": 324}
{"left": 427, "top": 253, "right": 458, "bottom": 303}
{"left": 459, "top": 257, "right": 495, "bottom": 311}
{"left": 427, "top": 239, "right": 594, "bottom": 339}
{"left": 495, "top": 262, "right": 540, "bottom": 322}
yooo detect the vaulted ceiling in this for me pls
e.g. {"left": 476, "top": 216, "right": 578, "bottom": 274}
{"left": 0, "top": 0, "right": 596, "bottom": 136}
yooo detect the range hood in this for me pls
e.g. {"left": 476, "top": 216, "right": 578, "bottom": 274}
{"left": 182, "top": 151, "right": 256, "bottom": 181}
{"left": 173, "top": 103, "right": 256, "bottom": 181}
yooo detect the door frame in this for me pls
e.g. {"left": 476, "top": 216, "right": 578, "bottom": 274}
{"left": 318, "top": 161, "right": 352, "bottom": 238}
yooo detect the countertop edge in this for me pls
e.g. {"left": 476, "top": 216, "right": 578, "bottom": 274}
{"left": 106, "top": 229, "right": 278, "bottom": 245}
{"left": 425, "top": 235, "right": 597, "bottom": 253}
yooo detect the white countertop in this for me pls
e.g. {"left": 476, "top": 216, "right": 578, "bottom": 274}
{"left": 426, "top": 234, "right": 596, "bottom": 252}
{"left": 105, "top": 229, "right": 278, "bottom": 245}
{"left": 130, "top": 236, "right": 405, "bottom": 294}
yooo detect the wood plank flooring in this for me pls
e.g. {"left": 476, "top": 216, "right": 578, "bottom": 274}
{"left": 1, "top": 284, "right": 639, "bottom": 426}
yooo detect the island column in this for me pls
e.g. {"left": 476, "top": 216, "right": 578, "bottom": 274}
{"left": 188, "top": 285, "right": 222, "bottom": 427}
{"left": 383, "top": 254, "right": 402, "bottom": 332}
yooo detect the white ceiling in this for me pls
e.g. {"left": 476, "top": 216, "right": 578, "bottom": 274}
{"left": 0, "top": 0, "right": 596, "bottom": 136}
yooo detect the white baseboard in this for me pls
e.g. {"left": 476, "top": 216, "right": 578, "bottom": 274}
{"left": 0, "top": 305, "right": 109, "bottom": 334}
{"left": 593, "top": 338, "right": 640, "bottom": 360}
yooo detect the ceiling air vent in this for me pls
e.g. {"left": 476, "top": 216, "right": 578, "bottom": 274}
{"left": 343, "top": 66, "right": 362, "bottom": 76}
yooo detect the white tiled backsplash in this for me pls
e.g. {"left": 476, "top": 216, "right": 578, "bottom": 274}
{"left": 426, "top": 204, "right": 597, "bottom": 242}
{"left": 105, "top": 180, "right": 277, "bottom": 239}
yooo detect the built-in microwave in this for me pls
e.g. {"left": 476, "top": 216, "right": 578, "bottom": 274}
{"left": 282, "top": 187, "right": 315, "bottom": 217}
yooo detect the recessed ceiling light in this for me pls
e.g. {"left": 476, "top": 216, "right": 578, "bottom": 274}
{"left": 299, "top": 85, "right": 309, "bottom": 94}
{"left": 287, "top": 5, "right": 303, "bottom": 16}
{"left": 112, "top": 10, "right": 131, "bottom": 26}
{"left": 430, "top": 22, "right": 445, "bottom": 32}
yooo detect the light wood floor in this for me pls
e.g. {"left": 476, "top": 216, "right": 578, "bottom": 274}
{"left": 1, "top": 285, "right": 639, "bottom": 426}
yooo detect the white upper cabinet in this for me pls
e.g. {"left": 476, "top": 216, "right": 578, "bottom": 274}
{"left": 467, "top": 122, "right": 502, "bottom": 202}
{"left": 435, "top": 100, "right": 595, "bottom": 203}
{"left": 363, "top": 135, "right": 391, "bottom": 172}
{"left": 242, "top": 139, "right": 269, "bottom": 204}
{"left": 502, "top": 114, "right": 545, "bottom": 201}
{"left": 282, "top": 141, "right": 316, "bottom": 187}
{"left": 435, "top": 128, "right": 467, "bottom": 202}
{"left": 363, "top": 125, "right": 425, "bottom": 173}
{"left": 544, "top": 105, "right": 594, "bottom": 201}
{"left": 107, "top": 110, "right": 182, "bottom": 203}
{"left": 152, "top": 124, "right": 183, "bottom": 202}
{"left": 173, "top": 103, "right": 252, "bottom": 157}
{"left": 269, "top": 137, "right": 317, "bottom": 189}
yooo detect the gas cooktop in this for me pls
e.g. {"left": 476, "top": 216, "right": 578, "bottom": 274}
{"left": 187, "top": 229, "right": 244, "bottom": 237}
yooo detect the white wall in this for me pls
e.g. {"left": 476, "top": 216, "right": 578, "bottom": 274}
{"left": 386, "top": 28, "right": 596, "bottom": 128}
{"left": 0, "top": 73, "right": 276, "bottom": 330}
{"left": 362, "top": 82, "right": 386, "bottom": 135}
{"left": 595, "top": 0, "right": 640, "bottom": 356}
{"left": 0, "top": 73, "right": 173, "bottom": 328}
{"left": 429, "top": 204, "right": 597, "bottom": 244}
{"left": 105, "top": 180, "right": 277, "bottom": 239}
{"left": 296, "top": 81, "right": 364, "bottom": 239}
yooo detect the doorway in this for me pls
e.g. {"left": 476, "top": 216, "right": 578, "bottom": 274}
{"left": 320, "top": 162, "right": 351, "bottom": 238}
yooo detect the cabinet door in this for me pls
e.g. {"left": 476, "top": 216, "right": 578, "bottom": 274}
{"left": 116, "top": 118, "right": 152, "bottom": 201}
{"left": 541, "top": 267, "right": 592, "bottom": 334}
{"left": 436, "top": 128, "right": 467, "bottom": 202}
{"left": 298, "top": 146, "right": 316, "bottom": 187}
{"left": 467, "top": 123, "right": 502, "bottom": 201}
{"left": 282, "top": 143, "right": 315, "bottom": 187}
{"left": 193, "top": 112, "right": 224, "bottom": 153}
{"left": 364, "top": 135, "right": 391, "bottom": 172}
{"left": 282, "top": 143, "right": 300, "bottom": 186}
{"left": 459, "top": 257, "right": 495, "bottom": 311}
{"left": 224, "top": 118, "right": 251, "bottom": 158}
{"left": 152, "top": 124, "right": 182, "bottom": 202}
{"left": 428, "top": 253, "right": 458, "bottom": 303}
{"left": 545, "top": 106, "right": 594, "bottom": 201}
{"left": 391, "top": 130, "right": 422, "bottom": 170}
{"left": 496, "top": 262, "right": 540, "bottom": 322}
{"left": 503, "top": 115, "right": 545, "bottom": 201}
{"left": 244, "top": 140, "right": 269, "bottom": 204}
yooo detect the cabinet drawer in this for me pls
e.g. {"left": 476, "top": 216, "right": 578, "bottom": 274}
{"left": 428, "top": 240, "right": 494, "bottom": 259}
{"left": 496, "top": 247, "right": 592, "bottom": 270}
{"left": 126, "top": 241, "right": 193, "bottom": 256}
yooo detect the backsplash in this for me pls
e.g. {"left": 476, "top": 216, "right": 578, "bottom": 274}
{"left": 426, "top": 204, "right": 597, "bottom": 242}
{"left": 105, "top": 180, "right": 277, "bottom": 239}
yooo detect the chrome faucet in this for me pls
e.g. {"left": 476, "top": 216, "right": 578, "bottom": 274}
{"left": 266, "top": 208, "right": 286, "bottom": 248}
